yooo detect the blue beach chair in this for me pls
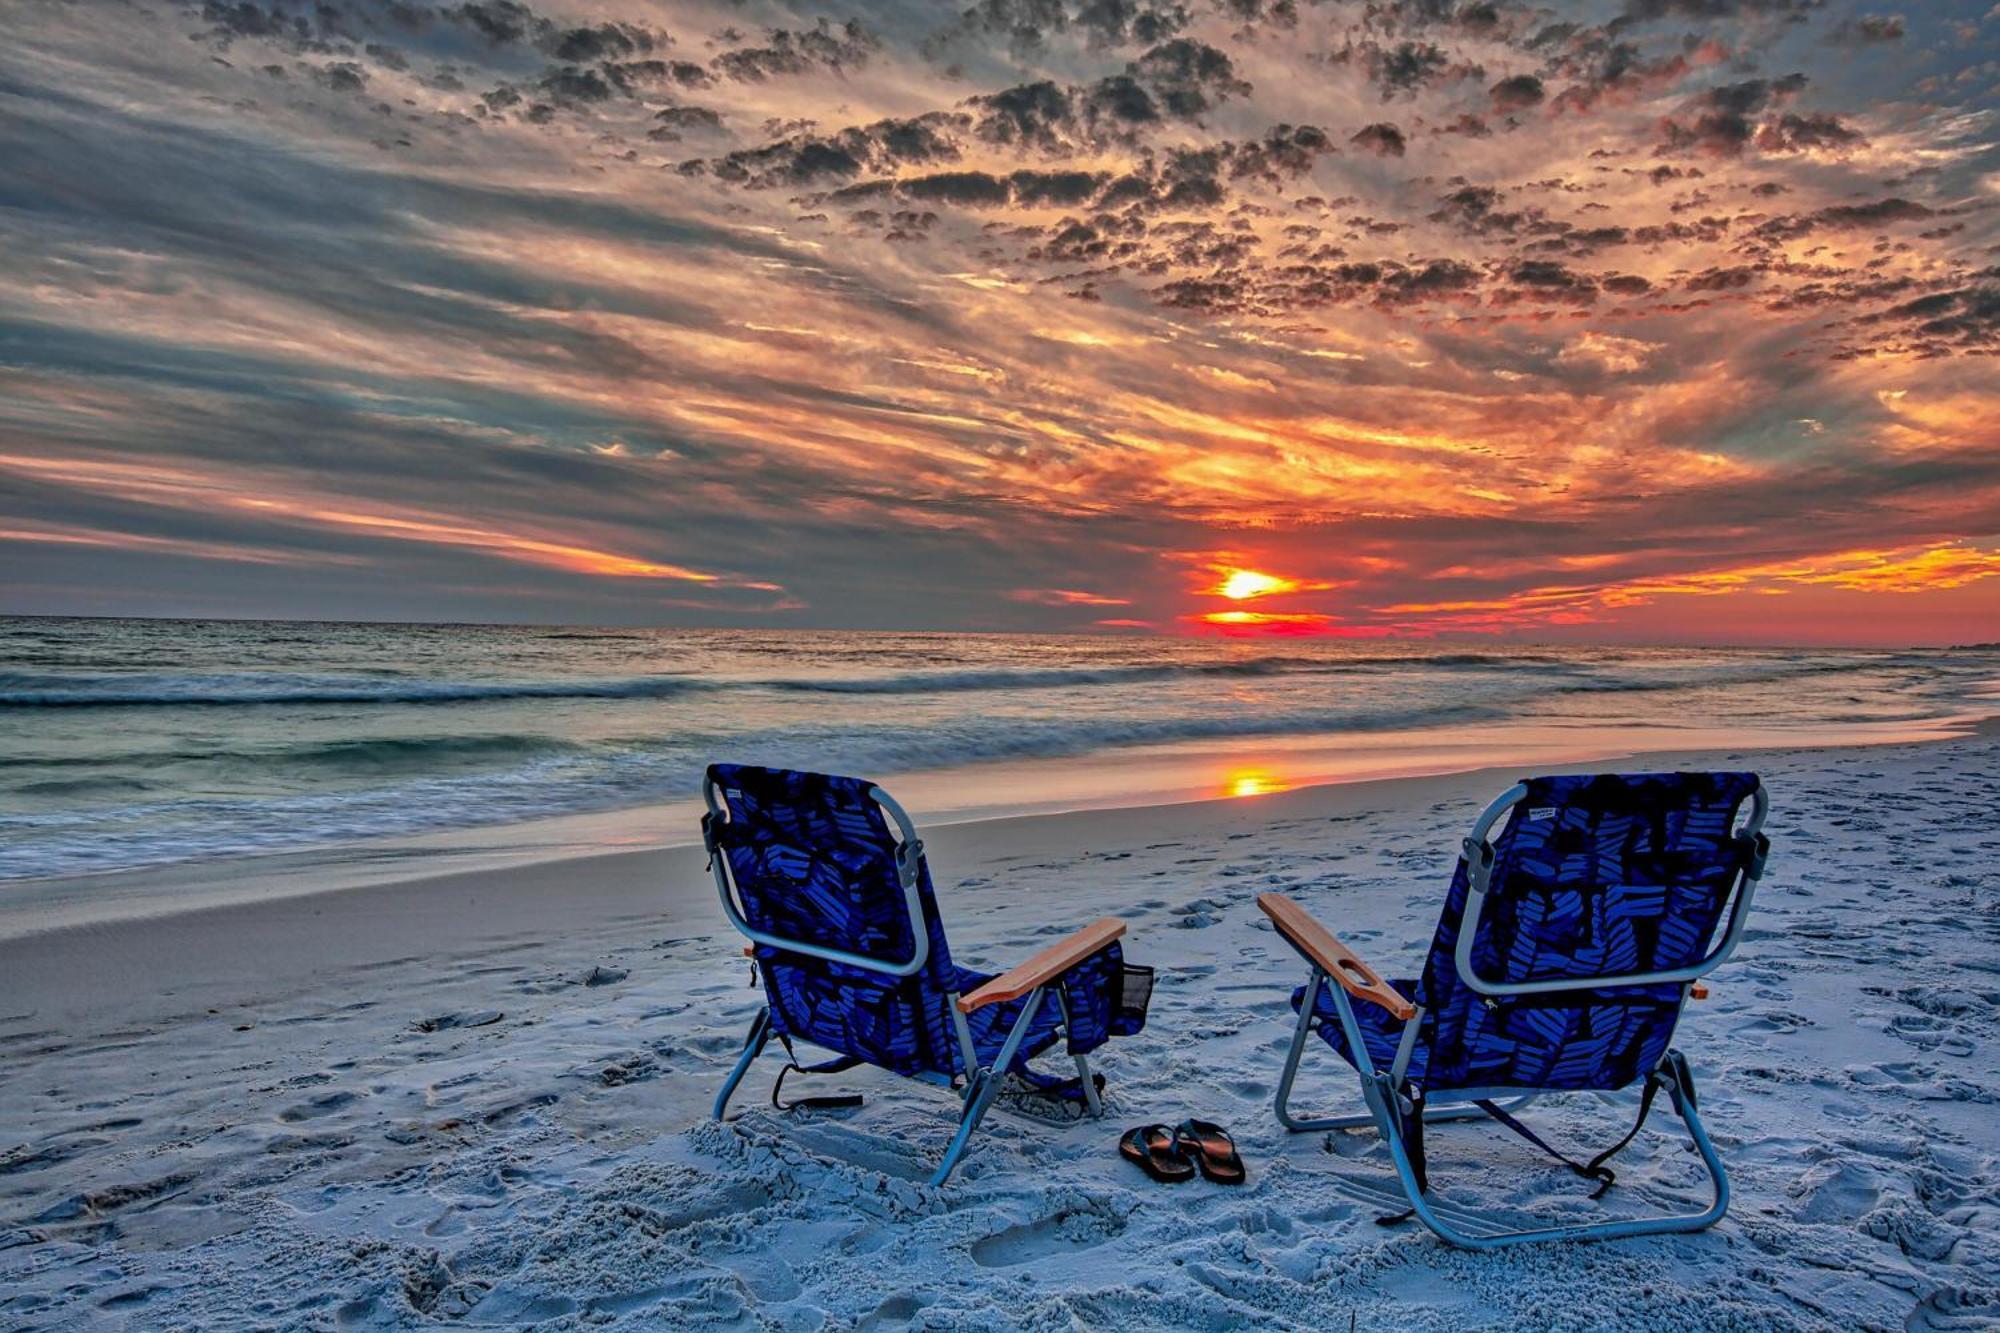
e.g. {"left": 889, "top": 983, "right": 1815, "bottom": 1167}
{"left": 1261, "top": 772, "right": 1771, "bottom": 1247}
{"left": 702, "top": 764, "right": 1151, "bottom": 1185}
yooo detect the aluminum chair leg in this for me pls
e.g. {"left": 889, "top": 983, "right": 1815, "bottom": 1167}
{"left": 1073, "top": 1053, "right": 1103, "bottom": 1117}
{"left": 930, "top": 986, "right": 1046, "bottom": 1186}
{"left": 1272, "top": 970, "right": 1537, "bottom": 1132}
{"left": 1377, "top": 1055, "right": 1729, "bottom": 1248}
{"left": 712, "top": 1007, "right": 772, "bottom": 1121}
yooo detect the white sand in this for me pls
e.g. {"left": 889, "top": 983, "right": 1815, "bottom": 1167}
{"left": 2, "top": 735, "right": 1997, "bottom": 1330}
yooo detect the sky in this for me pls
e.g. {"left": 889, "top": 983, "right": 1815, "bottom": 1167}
{"left": 1, "top": 0, "right": 1996, "bottom": 644}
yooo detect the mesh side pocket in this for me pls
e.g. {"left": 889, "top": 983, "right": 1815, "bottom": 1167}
{"left": 1112, "top": 963, "right": 1153, "bottom": 1036}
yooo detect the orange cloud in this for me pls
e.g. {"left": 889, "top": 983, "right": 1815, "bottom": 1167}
{"left": 1379, "top": 542, "right": 2000, "bottom": 632}
{"left": 1006, "top": 588, "right": 1132, "bottom": 606}
{"left": 1781, "top": 544, "right": 2000, "bottom": 593}
{"left": 0, "top": 522, "right": 362, "bottom": 568}
{"left": 0, "top": 452, "right": 781, "bottom": 592}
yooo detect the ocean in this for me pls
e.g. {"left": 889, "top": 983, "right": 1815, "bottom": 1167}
{"left": 3, "top": 616, "right": 1995, "bottom": 881}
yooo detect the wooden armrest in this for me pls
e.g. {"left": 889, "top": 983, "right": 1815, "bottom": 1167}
{"left": 1257, "top": 893, "right": 1415, "bottom": 1022}
{"left": 958, "top": 918, "right": 1126, "bottom": 1013}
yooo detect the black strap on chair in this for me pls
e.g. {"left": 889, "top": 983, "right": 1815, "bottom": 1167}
{"left": 1374, "top": 1085, "right": 1429, "bottom": 1227}
{"left": 1473, "top": 1078, "right": 1663, "bottom": 1201}
{"left": 770, "top": 1036, "right": 865, "bottom": 1112}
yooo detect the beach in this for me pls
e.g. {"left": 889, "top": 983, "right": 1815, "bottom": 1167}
{"left": 3, "top": 730, "right": 1996, "bottom": 1330}
{"left": 8, "top": 0, "right": 1999, "bottom": 1322}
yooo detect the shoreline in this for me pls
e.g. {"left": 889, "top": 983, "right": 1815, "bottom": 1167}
{"left": 2, "top": 712, "right": 1989, "bottom": 946}
{"left": 0, "top": 726, "right": 1985, "bottom": 1030}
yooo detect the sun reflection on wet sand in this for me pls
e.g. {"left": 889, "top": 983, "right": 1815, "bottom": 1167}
{"left": 1225, "top": 768, "right": 1295, "bottom": 798}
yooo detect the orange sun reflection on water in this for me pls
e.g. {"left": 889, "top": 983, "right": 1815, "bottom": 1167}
{"left": 1224, "top": 769, "right": 1294, "bottom": 798}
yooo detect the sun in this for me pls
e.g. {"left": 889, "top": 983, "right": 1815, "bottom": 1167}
{"left": 1215, "top": 568, "right": 1295, "bottom": 600}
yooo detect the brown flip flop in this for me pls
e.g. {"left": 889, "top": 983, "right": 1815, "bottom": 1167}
{"left": 1174, "top": 1118, "right": 1246, "bottom": 1185}
{"left": 1120, "top": 1124, "right": 1196, "bottom": 1183}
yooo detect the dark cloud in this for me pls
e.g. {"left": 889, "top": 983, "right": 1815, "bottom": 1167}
{"left": 535, "top": 65, "right": 615, "bottom": 104}
{"left": 689, "top": 112, "right": 969, "bottom": 187}
{"left": 1706, "top": 75, "right": 1810, "bottom": 116}
{"left": 1684, "top": 265, "right": 1758, "bottom": 291}
{"left": 447, "top": 2, "right": 542, "bottom": 46}
{"left": 1125, "top": 39, "right": 1251, "bottom": 117}
{"left": 926, "top": 67, "right": 1212, "bottom": 167}
{"left": 1547, "top": 39, "right": 1697, "bottom": 115}
{"left": 1377, "top": 258, "right": 1483, "bottom": 304}
{"left": 1754, "top": 112, "right": 1864, "bottom": 153}
{"left": 539, "top": 22, "right": 662, "bottom": 63}
{"left": 1751, "top": 196, "right": 1934, "bottom": 242}
{"left": 1489, "top": 74, "right": 1545, "bottom": 112}
{"left": 940, "top": 0, "right": 1192, "bottom": 55}
{"left": 1428, "top": 183, "right": 1531, "bottom": 235}
{"left": 969, "top": 81, "right": 1087, "bottom": 151}
{"left": 884, "top": 170, "right": 1014, "bottom": 205}
{"left": 1827, "top": 13, "right": 1905, "bottom": 43}
{"left": 1492, "top": 258, "right": 1598, "bottom": 306}
{"left": 1654, "top": 75, "right": 1809, "bottom": 156}
{"left": 831, "top": 165, "right": 1120, "bottom": 212}
{"left": 713, "top": 20, "right": 880, "bottom": 82}
{"left": 1349, "top": 122, "right": 1407, "bottom": 157}
{"left": 1329, "top": 38, "right": 1484, "bottom": 99}
{"left": 649, "top": 105, "right": 724, "bottom": 141}
{"left": 1618, "top": 0, "right": 1823, "bottom": 23}
{"left": 199, "top": 2, "right": 301, "bottom": 43}
{"left": 1154, "top": 254, "right": 1484, "bottom": 315}
{"left": 958, "top": 40, "right": 1246, "bottom": 155}
{"left": 1655, "top": 110, "right": 1755, "bottom": 156}
{"left": 1457, "top": 4, "right": 1503, "bottom": 35}
{"left": 1223, "top": 124, "right": 1336, "bottom": 186}
{"left": 307, "top": 61, "right": 371, "bottom": 93}
{"left": 1006, "top": 168, "right": 1113, "bottom": 206}
{"left": 1857, "top": 284, "right": 2000, "bottom": 355}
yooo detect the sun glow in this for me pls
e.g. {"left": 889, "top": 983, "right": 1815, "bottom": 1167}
{"left": 1214, "top": 568, "right": 1295, "bottom": 600}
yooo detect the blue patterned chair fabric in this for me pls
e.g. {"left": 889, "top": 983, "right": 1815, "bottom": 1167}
{"left": 1294, "top": 771, "right": 1762, "bottom": 1093}
{"left": 707, "top": 763, "right": 1134, "bottom": 1080}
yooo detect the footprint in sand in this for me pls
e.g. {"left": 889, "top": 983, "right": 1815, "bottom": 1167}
{"left": 1172, "top": 898, "right": 1226, "bottom": 928}
{"left": 1789, "top": 1157, "right": 1882, "bottom": 1222}
{"left": 411, "top": 1010, "right": 503, "bottom": 1033}
{"left": 279, "top": 1090, "right": 364, "bottom": 1122}
{"left": 969, "top": 1204, "right": 1128, "bottom": 1268}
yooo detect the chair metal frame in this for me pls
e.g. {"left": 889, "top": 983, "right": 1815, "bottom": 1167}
{"left": 1270, "top": 779, "right": 1770, "bottom": 1247}
{"left": 703, "top": 774, "right": 1104, "bottom": 1186}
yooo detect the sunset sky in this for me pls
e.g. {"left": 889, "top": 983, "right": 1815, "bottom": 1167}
{"left": 2, "top": 0, "right": 1996, "bottom": 643}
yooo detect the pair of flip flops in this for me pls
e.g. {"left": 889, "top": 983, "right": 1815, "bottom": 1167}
{"left": 1119, "top": 1119, "right": 1245, "bottom": 1185}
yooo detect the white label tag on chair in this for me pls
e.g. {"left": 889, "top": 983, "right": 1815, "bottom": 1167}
{"left": 1529, "top": 807, "right": 1558, "bottom": 821}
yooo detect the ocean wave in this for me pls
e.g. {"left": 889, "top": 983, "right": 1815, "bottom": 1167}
{"left": 1539, "top": 659, "right": 1885, "bottom": 697}
{"left": 0, "top": 671, "right": 716, "bottom": 708}
{"left": 259, "top": 733, "right": 589, "bottom": 774}
{"left": 0, "top": 653, "right": 1571, "bottom": 709}
{"left": 0, "top": 699, "right": 1502, "bottom": 878}
{"left": 4, "top": 654, "right": 1859, "bottom": 712}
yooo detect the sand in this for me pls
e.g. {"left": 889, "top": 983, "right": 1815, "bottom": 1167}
{"left": 2, "top": 735, "right": 1997, "bottom": 1330}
